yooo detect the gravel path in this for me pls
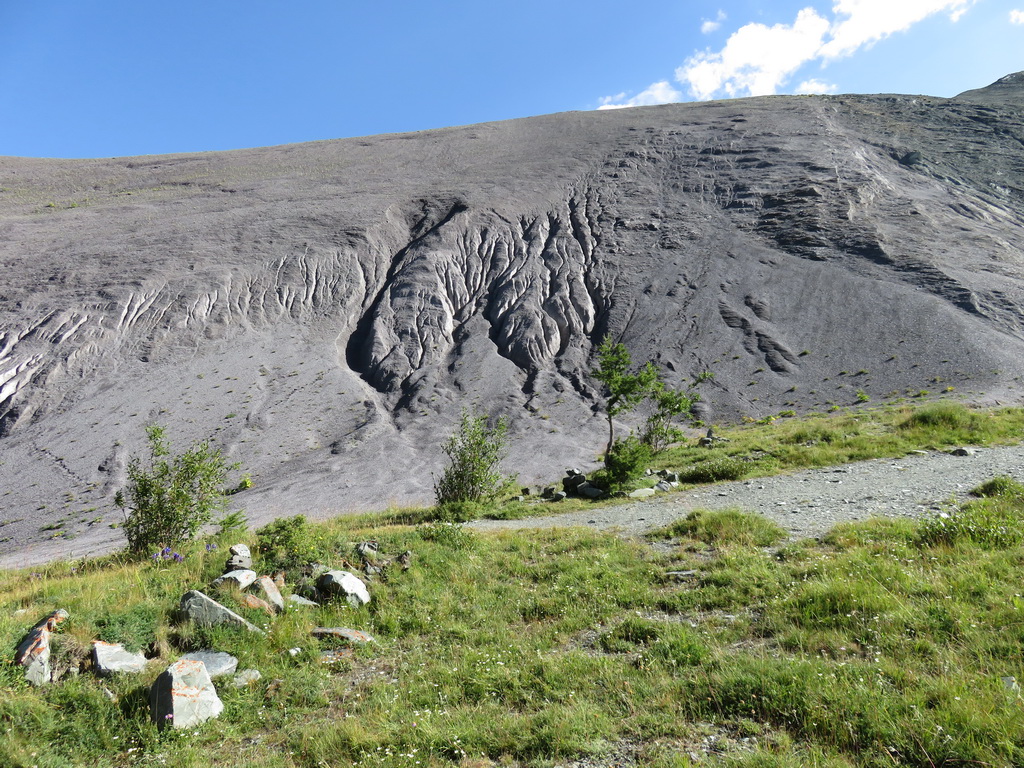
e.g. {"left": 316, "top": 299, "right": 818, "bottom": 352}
{"left": 470, "top": 444, "right": 1024, "bottom": 541}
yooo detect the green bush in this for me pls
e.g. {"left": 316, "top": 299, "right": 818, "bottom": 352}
{"left": 678, "top": 456, "right": 754, "bottom": 484}
{"left": 115, "top": 425, "right": 239, "bottom": 555}
{"left": 254, "top": 514, "right": 324, "bottom": 572}
{"left": 602, "top": 435, "right": 652, "bottom": 490}
{"left": 433, "top": 411, "right": 516, "bottom": 511}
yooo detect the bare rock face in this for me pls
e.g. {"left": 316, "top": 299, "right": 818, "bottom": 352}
{"left": 3, "top": 73, "right": 1024, "bottom": 566}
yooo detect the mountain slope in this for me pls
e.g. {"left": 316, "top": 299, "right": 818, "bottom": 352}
{"left": 2, "top": 74, "right": 1023, "bottom": 565}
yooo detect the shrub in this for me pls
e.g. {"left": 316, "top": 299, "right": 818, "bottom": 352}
{"left": 115, "top": 425, "right": 238, "bottom": 555}
{"left": 433, "top": 411, "right": 516, "bottom": 510}
{"left": 601, "top": 435, "right": 652, "bottom": 491}
{"left": 254, "top": 514, "right": 323, "bottom": 572}
{"left": 678, "top": 456, "right": 753, "bottom": 484}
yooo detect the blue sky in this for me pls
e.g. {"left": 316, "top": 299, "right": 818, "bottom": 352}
{"left": 0, "top": 0, "right": 1020, "bottom": 158}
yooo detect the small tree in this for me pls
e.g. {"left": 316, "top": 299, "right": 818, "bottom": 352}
{"left": 591, "top": 337, "right": 659, "bottom": 458}
{"left": 116, "top": 425, "right": 238, "bottom": 555}
{"left": 640, "top": 372, "right": 712, "bottom": 452}
{"left": 434, "top": 411, "right": 515, "bottom": 510}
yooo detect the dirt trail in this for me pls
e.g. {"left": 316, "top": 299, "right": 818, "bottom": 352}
{"left": 470, "top": 443, "right": 1024, "bottom": 540}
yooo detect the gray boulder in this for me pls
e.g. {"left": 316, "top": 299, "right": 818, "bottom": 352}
{"left": 576, "top": 482, "right": 606, "bottom": 499}
{"left": 212, "top": 569, "right": 257, "bottom": 590}
{"left": 150, "top": 659, "right": 223, "bottom": 730}
{"left": 287, "top": 593, "right": 320, "bottom": 608}
{"left": 179, "top": 590, "right": 265, "bottom": 634}
{"left": 15, "top": 609, "right": 69, "bottom": 686}
{"left": 180, "top": 650, "right": 238, "bottom": 678}
{"left": 311, "top": 627, "right": 375, "bottom": 644}
{"left": 316, "top": 570, "right": 371, "bottom": 607}
{"left": 92, "top": 640, "right": 147, "bottom": 676}
{"left": 655, "top": 480, "right": 673, "bottom": 492}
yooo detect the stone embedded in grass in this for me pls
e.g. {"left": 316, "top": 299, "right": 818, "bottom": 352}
{"left": 240, "top": 593, "right": 275, "bottom": 616}
{"left": 655, "top": 480, "right": 673, "bottom": 492}
{"left": 15, "top": 609, "right": 68, "bottom": 686}
{"left": 92, "top": 640, "right": 147, "bottom": 676}
{"left": 628, "top": 487, "right": 656, "bottom": 499}
{"left": 287, "top": 593, "right": 320, "bottom": 608}
{"left": 311, "top": 627, "right": 375, "bottom": 644}
{"left": 179, "top": 590, "right": 265, "bottom": 634}
{"left": 212, "top": 568, "right": 257, "bottom": 589}
{"left": 180, "top": 650, "right": 238, "bottom": 678}
{"left": 316, "top": 570, "right": 370, "bottom": 607}
{"left": 231, "top": 668, "right": 262, "bottom": 687}
{"left": 251, "top": 575, "right": 284, "bottom": 613}
{"left": 576, "top": 481, "right": 606, "bottom": 499}
{"left": 150, "top": 659, "right": 223, "bottom": 731}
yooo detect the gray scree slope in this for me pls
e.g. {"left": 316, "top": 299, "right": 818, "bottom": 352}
{"left": 2, "top": 74, "right": 1024, "bottom": 565}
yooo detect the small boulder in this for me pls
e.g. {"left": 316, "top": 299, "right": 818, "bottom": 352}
{"left": 316, "top": 571, "right": 371, "bottom": 607}
{"left": 562, "top": 474, "right": 587, "bottom": 494}
{"left": 150, "top": 659, "right": 223, "bottom": 731}
{"left": 180, "top": 650, "right": 238, "bottom": 678}
{"left": 232, "top": 669, "right": 262, "bottom": 687}
{"left": 951, "top": 447, "right": 976, "bottom": 456}
{"left": 576, "top": 482, "right": 605, "bottom": 499}
{"left": 287, "top": 594, "right": 320, "bottom": 608}
{"left": 311, "top": 627, "right": 375, "bottom": 644}
{"left": 15, "top": 609, "right": 69, "bottom": 686}
{"left": 225, "top": 544, "right": 253, "bottom": 572}
{"left": 355, "top": 541, "right": 379, "bottom": 558}
{"left": 92, "top": 641, "right": 147, "bottom": 676}
{"left": 654, "top": 480, "right": 673, "bottom": 492}
{"left": 212, "top": 569, "right": 258, "bottom": 590}
{"left": 240, "top": 593, "right": 275, "bottom": 616}
{"left": 251, "top": 575, "right": 285, "bottom": 613}
{"left": 549, "top": 491, "right": 567, "bottom": 502}
{"left": 229, "top": 544, "right": 251, "bottom": 558}
{"left": 179, "top": 590, "right": 264, "bottom": 634}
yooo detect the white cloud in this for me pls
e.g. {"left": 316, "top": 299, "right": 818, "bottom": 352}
{"left": 796, "top": 78, "right": 838, "bottom": 94}
{"left": 1011, "top": 9, "right": 1024, "bottom": 23}
{"left": 670, "top": 0, "right": 977, "bottom": 101}
{"left": 701, "top": 9, "right": 726, "bottom": 34}
{"left": 678, "top": 8, "right": 831, "bottom": 100}
{"left": 820, "top": 0, "right": 977, "bottom": 59}
{"left": 598, "top": 81, "right": 683, "bottom": 110}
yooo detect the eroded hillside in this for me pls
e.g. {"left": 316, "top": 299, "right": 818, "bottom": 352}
{"left": 2, "top": 74, "right": 1023, "bottom": 565}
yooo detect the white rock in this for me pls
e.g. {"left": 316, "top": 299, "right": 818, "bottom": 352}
{"left": 150, "top": 659, "right": 224, "bottom": 730}
{"left": 211, "top": 569, "right": 258, "bottom": 590}
{"left": 93, "top": 640, "right": 148, "bottom": 676}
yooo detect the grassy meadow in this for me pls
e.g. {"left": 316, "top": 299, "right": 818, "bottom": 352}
{"left": 2, "top": 401, "right": 1024, "bottom": 767}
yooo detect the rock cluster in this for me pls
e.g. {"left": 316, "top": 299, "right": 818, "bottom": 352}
{"left": 11, "top": 540, "right": 391, "bottom": 732}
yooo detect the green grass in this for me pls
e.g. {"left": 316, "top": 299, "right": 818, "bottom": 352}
{"left": 652, "top": 401, "right": 1024, "bottom": 482}
{"left": 2, "top": 402, "right": 1024, "bottom": 767}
